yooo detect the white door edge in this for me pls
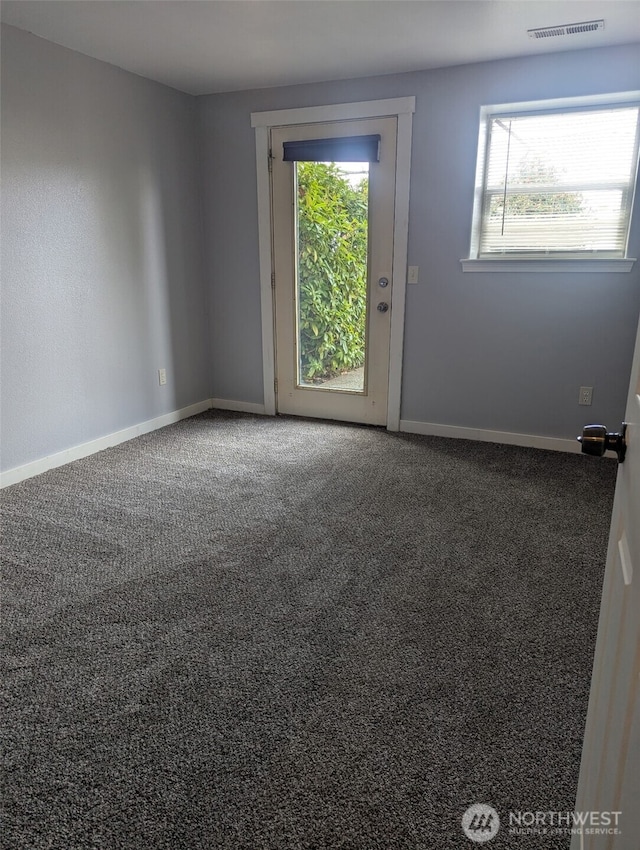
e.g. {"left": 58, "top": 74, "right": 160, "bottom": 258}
{"left": 252, "top": 97, "right": 415, "bottom": 430}
{"left": 387, "top": 109, "right": 414, "bottom": 431}
{"left": 254, "top": 124, "right": 277, "bottom": 417}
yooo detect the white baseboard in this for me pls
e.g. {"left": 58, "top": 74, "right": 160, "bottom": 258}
{"left": 399, "top": 419, "right": 582, "bottom": 454}
{"left": 210, "top": 398, "right": 266, "bottom": 415}
{"left": 1, "top": 406, "right": 583, "bottom": 489}
{"left": 0, "top": 400, "right": 212, "bottom": 489}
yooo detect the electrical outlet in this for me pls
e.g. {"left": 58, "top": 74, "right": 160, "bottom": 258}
{"left": 158, "top": 368, "right": 167, "bottom": 386}
{"left": 579, "top": 386, "right": 593, "bottom": 406}
{"left": 407, "top": 266, "right": 419, "bottom": 284}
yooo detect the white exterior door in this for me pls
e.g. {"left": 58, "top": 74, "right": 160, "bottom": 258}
{"left": 271, "top": 117, "right": 397, "bottom": 426}
{"left": 572, "top": 313, "right": 640, "bottom": 848}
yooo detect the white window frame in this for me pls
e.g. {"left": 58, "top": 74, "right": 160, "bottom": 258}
{"left": 462, "top": 91, "right": 640, "bottom": 273}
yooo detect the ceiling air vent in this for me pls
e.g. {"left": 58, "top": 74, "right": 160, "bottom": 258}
{"left": 528, "top": 19, "right": 604, "bottom": 39}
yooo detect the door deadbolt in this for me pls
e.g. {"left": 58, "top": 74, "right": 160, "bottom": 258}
{"left": 577, "top": 423, "right": 627, "bottom": 464}
{"left": 378, "top": 277, "right": 389, "bottom": 288}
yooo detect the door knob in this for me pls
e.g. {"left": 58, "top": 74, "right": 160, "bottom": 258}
{"left": 577, "top": 423, "right": 627, "bottom": 463}
{"left": 377, "top": 302, "right": 389, "bottom": 313}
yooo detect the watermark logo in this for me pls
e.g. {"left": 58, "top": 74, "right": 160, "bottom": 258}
{"left": 462, "top": 804, "right": 501, "bottom": 843}
{"left": 461, "top": 805, "right": 622, "bottom": 842}
{"left": 508, "top": 810, "right": 622, "bottom": 837}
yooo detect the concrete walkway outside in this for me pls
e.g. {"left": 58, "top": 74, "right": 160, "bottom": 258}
{"left": 313, "top": 366, "right": 365, "bottom": 391}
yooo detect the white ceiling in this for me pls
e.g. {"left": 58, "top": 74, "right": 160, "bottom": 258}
{"left": 2, "top": 0, "right": 639, "bottom": 96}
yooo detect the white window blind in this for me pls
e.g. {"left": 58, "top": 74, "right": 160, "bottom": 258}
{"left": 477, "top": 104, "right": 640, "bottom": 258}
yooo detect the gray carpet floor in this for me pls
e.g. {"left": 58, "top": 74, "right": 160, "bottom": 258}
{"left": 1, "top": 410, "right": 617, "bottom": 849}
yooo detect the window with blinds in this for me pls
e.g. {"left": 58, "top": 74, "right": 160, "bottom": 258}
{"left": 472, "top": 101, "right": 640, "bottom": 259}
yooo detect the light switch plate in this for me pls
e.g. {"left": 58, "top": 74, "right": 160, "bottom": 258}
{"left": 408, "top": 266, "right": 419, "bottom": 284}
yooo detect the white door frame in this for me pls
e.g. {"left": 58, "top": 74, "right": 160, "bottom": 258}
{"left": 251, "top": 97, "right": 415, "bottom": 430}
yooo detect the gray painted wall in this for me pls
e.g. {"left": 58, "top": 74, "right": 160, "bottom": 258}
{"left": 1, "top": 25, "right": 210, "bottom": 472}
{"left": 2, "top": 27, "right": 639, "bottom": 475}
{"left": 199, "top": 43, "right": 640, "bottom": 439}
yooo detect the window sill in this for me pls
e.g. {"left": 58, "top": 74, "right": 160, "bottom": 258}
{"left": 461, "top": 258, "right": 636, "bottom": 273}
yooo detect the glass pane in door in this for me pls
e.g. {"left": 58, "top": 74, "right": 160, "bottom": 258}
{"left": 295, "top": 161, "right": 369, "bottom": 392}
